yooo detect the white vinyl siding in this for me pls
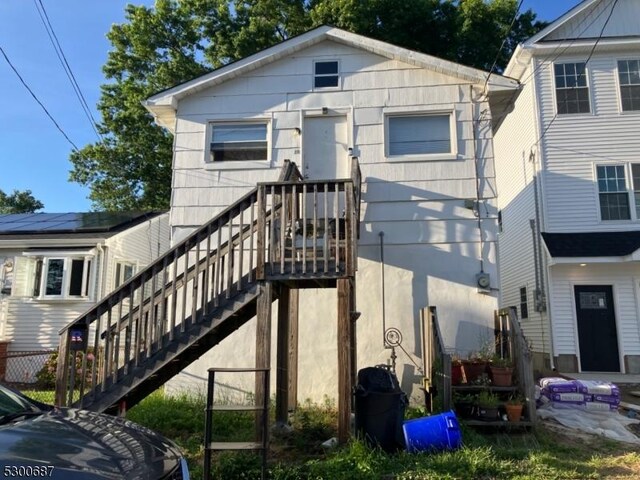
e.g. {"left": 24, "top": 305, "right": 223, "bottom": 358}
{"left": 549, "top": 263, "right": 640, "bottom": 369}
{"left": 534, "top": 53, "right": 640, "bottom": 233}
{"left": 494, "top": 70, "right": 551, "bottom": 355}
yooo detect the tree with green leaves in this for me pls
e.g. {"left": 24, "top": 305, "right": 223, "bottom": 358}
{"left": 71, "top": 0, "right": 545, "bottom": 211}
{"left": 0, "top": 189, "right": 44, "bottom": 214}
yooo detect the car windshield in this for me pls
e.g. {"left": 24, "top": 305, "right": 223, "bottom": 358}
{"left": 0, "top": 384, "right": 41, "bottom": 421}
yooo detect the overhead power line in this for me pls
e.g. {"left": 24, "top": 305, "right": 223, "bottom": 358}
{"left": 0, "top": 44, "right": 79, "bottom": 152}
{"left": 33, "top": 0, "right": 101, "bottom": 140}
{"left": 482, "top": 0, "right": 524, "bottom": 95}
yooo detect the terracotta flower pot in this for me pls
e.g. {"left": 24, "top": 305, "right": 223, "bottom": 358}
{"left": 490, "top": 366, "right": 513, "bottom": 387}
{"left": 462, "top": 361, "right": 487, "bottom": 383}
{"left": 505, "top": 403, "right": 523, "bottom": 422}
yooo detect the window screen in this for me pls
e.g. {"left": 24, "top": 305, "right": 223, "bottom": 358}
{"left": 210, "top": 123, "right": 268, "bottom": 162}
{"left": 388, "top": 114, "right": 451, "bottom": 156}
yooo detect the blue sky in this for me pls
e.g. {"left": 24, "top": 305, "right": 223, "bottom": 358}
{"left": 0, "top": 0, "right": 581, "bottom": 213}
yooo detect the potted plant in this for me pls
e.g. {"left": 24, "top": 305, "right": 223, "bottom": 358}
{"left": 476, "top": 390, "right": 500, "bottom": 421}
{"left": 505, "top": 394, "right": 525, "bottom": 422}
{"left": 453, "top": 392, "right": 476, "bottom": 419}
{"left": 462, "top": 351, "right": 489, "bottom": 383}
{"left": 489, "top": 355, "right": 514, "bottom": 387}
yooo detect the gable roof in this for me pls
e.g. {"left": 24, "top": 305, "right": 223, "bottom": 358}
{"left": 506, "top": 0, "right": 640, "bottom": 79}
{"left": 144, "top": 25, "right": 518, "bottom": 130}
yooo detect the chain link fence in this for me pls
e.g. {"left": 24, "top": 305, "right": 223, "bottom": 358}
{"left": 0, "top": 350, "right": 57, "bottom": 404}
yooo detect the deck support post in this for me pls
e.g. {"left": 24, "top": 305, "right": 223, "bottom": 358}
{"left": 337, "top": 278, "right": 353, "bottom": 444}
{"left": 276, "top": 286, "right": 290, "bottom": 424}
{"left": 287, "top": 288, "right": 299, "bottom": 412}
{"left": 255, "top": 281, "right": 273, "bottom": 439}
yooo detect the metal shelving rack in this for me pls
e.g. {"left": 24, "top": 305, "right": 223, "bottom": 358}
{"left": 203, "top": 367, "right": 270, "bottom": 480}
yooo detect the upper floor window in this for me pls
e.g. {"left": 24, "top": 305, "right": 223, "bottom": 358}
{"left": 597, "top": 165, "right": 631, "bottom": 220}
{"left": 554, "top": 62, "right": 590, "bottom": 114}
{"left": 314, "top": 60, "right": 339, "bottom": 89}
{"left": 209, "top": 122, "right": 268, "bottom": 162}
{"left": 386, "top": 113, "right": 455, "bottom": 160}
{"left": 618, "top": 59, "right": 640, "bottom": 111}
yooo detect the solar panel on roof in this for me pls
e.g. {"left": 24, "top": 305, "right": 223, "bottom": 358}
{"left": 0, "top": 212, "right": 158, "bottom": 235}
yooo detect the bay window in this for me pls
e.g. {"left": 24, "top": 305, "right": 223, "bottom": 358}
{"left": 15, "top": 255, "right": 94, "bottom": 300}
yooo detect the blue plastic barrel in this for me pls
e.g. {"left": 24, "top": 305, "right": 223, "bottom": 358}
{"left": 402, "top": 411, "right": 462, "bottom": 453}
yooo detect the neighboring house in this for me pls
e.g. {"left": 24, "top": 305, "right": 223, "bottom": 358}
{"left": 494, "top": 0, "right": 640, "bottom": 374}
{"left": 144, "top": 26, "right": 518, "bottom": 400}
{"left": 0, "top": 211, "right": 169, "bottom": 382}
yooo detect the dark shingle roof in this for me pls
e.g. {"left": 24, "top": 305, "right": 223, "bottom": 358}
{"left": 0, "top": 212, "right": 164, "bottom": 236}
{"left": 541, "top": 231, "right": 640, "bottom": 257}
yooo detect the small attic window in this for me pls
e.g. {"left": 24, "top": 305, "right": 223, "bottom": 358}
{"left": 314, "top": 60, "right": 339, "bottom": 89}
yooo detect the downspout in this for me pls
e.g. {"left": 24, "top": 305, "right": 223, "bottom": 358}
{"left": 530, "top": 151, "right": 555, "bottom": 370}
{"left": 96, "top": 243, "right": 108, "bottom": 299}
{"left": 470, "top": 85, "right": 485, "bottom": 274}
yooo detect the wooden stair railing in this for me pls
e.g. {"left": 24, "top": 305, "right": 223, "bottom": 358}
{"left": 55, "top": 158, "right": 362, "bottom": 411}
{"left": 421, "top": 306, "right": 452, "bottom": 412}
{"left": 496, "top": 307, "right": 537, "bottom": 424}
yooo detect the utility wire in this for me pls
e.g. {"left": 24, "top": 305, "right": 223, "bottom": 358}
{"left": 533, "top": 0, "right": 618, "bottom": 149}
{"left": 0, "top": 44, "right": 79, "bottom": 152}
{"left": 482, "top": 0, "right": 524, "bottom": 95}
{"left": 482, "top": 0, "right": 615, "bottom": 126}
{"left": 33, "top": 0, "right": 101, "bottom": 140}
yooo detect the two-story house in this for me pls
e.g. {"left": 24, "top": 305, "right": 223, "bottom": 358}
{"left": 494, "top": 0, "right": 640, "bottom": 375}
{"left": 143, "top": 26, "right": 518, "bottom": 401}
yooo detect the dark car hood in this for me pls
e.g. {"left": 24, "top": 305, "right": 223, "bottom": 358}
{"left": 0, "top": 408, "right": 182, "bottom": 479}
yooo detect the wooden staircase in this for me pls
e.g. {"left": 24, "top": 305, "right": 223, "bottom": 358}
{"left": 55, "top": 159, "right": 361, "bottom": 415}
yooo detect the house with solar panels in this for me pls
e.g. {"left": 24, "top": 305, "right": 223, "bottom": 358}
{"left": 494, "top": 0, "right": 640, "bottom": 376}
{"left": 0, "top": 211, "right": 169, "bottom": 383}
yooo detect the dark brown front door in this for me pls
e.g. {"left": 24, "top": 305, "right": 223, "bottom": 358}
{"left": 574, "top": 285, "right": 620, "bottom": 372}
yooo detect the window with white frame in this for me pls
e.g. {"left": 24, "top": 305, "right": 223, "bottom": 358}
{"left": 554, "top": 62, "right": 590, "bottom": 114}
{"left": 387, "top": 113, "right": 453, "bottom": 158}
{"left": 313, "top": 60, "right": 339, "bottom": 89}
{"left": 114, "top": 261, "right": 135, "bottom": 288}
{"left": 597, "top": 165, "right": 631, "bottom": 220}
{"left": 618, "top": 59, "right": 640, "bottom": 111}
{"left": 30, "top": 256, "right": 93, "bottom": 299}
{"left": 208, "top": 122, "right": 268, "bottom": 162}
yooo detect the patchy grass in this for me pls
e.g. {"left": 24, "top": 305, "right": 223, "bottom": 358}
{"left": 127, "top": 393, "right": 640, "bottom": 480}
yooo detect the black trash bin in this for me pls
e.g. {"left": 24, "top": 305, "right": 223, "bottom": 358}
{"left": 354, "top": 366, "right": 408, "bottom": 452}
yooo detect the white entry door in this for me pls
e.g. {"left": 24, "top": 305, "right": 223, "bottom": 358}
{"left": 302, "top": 115, "right": 349, "bottom": 180}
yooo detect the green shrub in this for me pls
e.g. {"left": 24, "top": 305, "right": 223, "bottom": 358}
{"left": 35, "top": 349, "right": 95, "bottom": 389}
